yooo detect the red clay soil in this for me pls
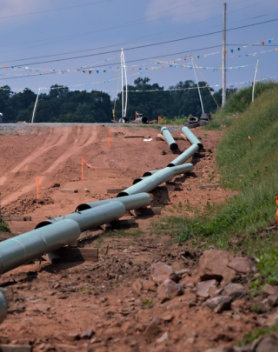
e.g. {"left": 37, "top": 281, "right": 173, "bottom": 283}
{"left": 0, "top": 125, "right": 259, "bottom": 352}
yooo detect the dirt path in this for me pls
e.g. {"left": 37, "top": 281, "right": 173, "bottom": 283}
{"left": 0, "top": 124, "right": 258, "bottom": 352}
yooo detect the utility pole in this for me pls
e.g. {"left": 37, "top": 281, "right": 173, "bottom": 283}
{"left": 222, "top": 2, "right": 227, "bottom": 107}
{"left": 31, "top": 87, "right": 41, "bottom": 124}
{"left": 252, "top": 59, "right": 259, "bottom": 103}
{"left": 191, "top": 57, "right": 205, "bottom": 115}
{"left": 120, "top": 48, "right": 128, "bottom": 120}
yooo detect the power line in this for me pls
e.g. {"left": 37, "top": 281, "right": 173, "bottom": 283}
{"left": 2, "top": 16, "right": 278, "bottom": 70}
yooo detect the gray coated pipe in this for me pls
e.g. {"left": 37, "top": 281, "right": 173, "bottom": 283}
{"left": 168, "top": 144, "right": 199, "bottom": 167}
{"left": 0, "top": 291, "right": 7, "bottom": 323}
{"left": 118, "top": 163, "right": 193, "bottom": 196}
{"left": 182, "top": 126, "right": 203, "bottom": 148}
{"left": 0, "top": 219, "right": 81, "bottom": 274}
{"left": 161, "top": 127, "right": 178, "bottom": 151}
{"left": 75, "top": 193, "right": 152, "bottom": 212}
{"left": 38, "top": 201, "right": 126, "bottom": 232}
{"left": 142, "top": 169, "right": 161, "bottom": 177}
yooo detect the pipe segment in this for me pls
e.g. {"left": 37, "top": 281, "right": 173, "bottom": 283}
{"left": 0, "top": 291, "right": 7, "bottom": 323}
{"left": 0, "top": 219, "right": 81, "bottom": 274}
{"left": 40, "top": 201, "right": 126, "bottom": 232}
{"left": 182, "top": 126, "right": 203, "bottom": 148}
{"left": 118, "top": 163, "right": 193, "bottom": 196}
{"left": 161, "top": 127, "right": 178, "bottom": 151}
{"left": 75, "top": 193, "right": 152, "bottom": 212}
{"left": 142, "top": 169, "right": 161, "bottom": 177}
{"left": 168, "top": 144, "right": 199, "bottom": 167}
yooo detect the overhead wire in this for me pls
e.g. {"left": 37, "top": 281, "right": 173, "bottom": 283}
{"left": 1, "top": 17, "right": 278, "bottom": 70}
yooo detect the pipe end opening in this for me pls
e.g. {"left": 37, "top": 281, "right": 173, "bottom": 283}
{"left": 117, "top": 192, "right": 129, "bottom": 197}
{"left": 75, "top": 203, "right": 91, "bottom": 212}
{"left": 35, "top": 220, "right": 53, "bottom": 229}
{"left": 170, "top": 143, "right": 178, "bottom": 151}
{"left": 133, "top": 178, "right": 143, "bottom": 185}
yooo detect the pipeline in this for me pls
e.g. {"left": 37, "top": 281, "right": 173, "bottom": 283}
{"left": 168, "top": 144, "right": 199, "bottom": 167}
{"left": 182, "top": 126, "right": 203, "bottom": 148}
{"left": 142, "top": 169, "right": 161, "bottom": 177}
{"left": 0, "top": 194, "right": 153, "bottom": 275}
{"left": 0, "top": 291, "right": 7, "bottom": 323}
{"left": 76, "top": 192, "right": 152, "bottom": 212}
{"left": 37, "top": 201, "right": 126, "bottom": 231}
{"left": 0, "top": 128, "right": 200, "bottom": 275}
{"left": 0, "top": 219, "right": 81, "bottom": 274}
{"left": 118, "top": 163, "right": 193, "bottom": 197}
{"left": 161, "top": 127, "right": 178, "bottom": 151}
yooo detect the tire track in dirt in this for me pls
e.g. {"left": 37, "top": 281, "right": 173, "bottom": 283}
{"left": 1, "top": 126, "right": 102, "bottom": 207}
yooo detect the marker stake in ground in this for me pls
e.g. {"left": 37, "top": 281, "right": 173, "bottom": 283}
{"left": 36, "top": 177, "right": 41, "bottom": 200}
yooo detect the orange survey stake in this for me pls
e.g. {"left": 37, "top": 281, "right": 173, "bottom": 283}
{"left": 36, "top": 176, "right": 41, "bottom": 200}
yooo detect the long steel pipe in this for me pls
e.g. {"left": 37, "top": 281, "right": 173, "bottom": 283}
{"left": 37, "top": 201, "right": 126, "bottom": 231}
{"left": 0, "top": 291, "right": 7, "bottom": 323}
{"left": 161, "top": 127, "right": 178, "bottom": 151}
{"left": 0, "top": 195, "right": 152, "bottom": 275}
{"left": 182, "top": 126, "right": 203, "bottom": 148}
{"left": 118, "top": 163, "right": 193, "bottom": 196}
{"left": 168, "top": 144, "right": 199, "bottom": 167}
{"left": 75, "top": 193, "right": 152, "bottom": 212}
{"left": 142, "top": 169, "right": 161, "bottom": 177}
{"left": 0, "top": 219, "right": 81, "bottom": 274}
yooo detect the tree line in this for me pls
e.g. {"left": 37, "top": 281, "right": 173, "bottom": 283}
{"left": 0, "top": 78, "right": 236, "bottom": 123}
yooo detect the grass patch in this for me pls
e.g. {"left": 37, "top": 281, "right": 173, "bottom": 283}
{"left": 237, "top": 320, "right": 278, "bottom": 346}
{"left": 142, "top": 298, "right": 153, "bottom": 308}
{"left": 0, "top": 218, "right": 10, "bottom": 233}
{"left": 206, "top": 81, "right": 278, "bottom": 130}
{"left": 158, "top": 116, "right": 189, "bottom": 125}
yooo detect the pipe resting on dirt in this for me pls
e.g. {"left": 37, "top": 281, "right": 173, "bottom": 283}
{"left": 161, "top": 127, "right": 178, "bottom": 151}
{"left": 76, "top": 192, "right": 152, "bottom": 212}
{"left": 0, "top": 194, "right": 153, "bottom": 276}
{"left": 0, "top": 291, "right": 7, "bottom": 323}
{"left": 0, "top": 219, "right": 81, "bottom": 274}
{"left": 182, "top": 126, "right": 203, "bottom": 148}
{"left": 168, "top": 144, "right": 199, "bottom": 167}
{"left": 117, "top": 163, "right": 193, "bottom": 196}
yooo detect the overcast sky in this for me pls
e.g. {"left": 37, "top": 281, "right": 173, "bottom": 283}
{"left": 1, "top": 0, "right": 278, "bottom": 97}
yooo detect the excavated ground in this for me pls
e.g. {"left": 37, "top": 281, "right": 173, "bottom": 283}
{"left": 0, "top": 124, "right": 266, "bottom": 352}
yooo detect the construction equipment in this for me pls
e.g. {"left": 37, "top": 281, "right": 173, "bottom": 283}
{"left": 134, "top": 111, "right": 148, "bottom": 124}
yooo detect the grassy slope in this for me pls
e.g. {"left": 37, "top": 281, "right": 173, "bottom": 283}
{"left": 153, "top": 83, "right": 278, "bottom": 266}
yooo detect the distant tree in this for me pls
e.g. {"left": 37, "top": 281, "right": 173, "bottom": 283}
{"left": 115, "top": 77, "right": 166, "bottom": 120}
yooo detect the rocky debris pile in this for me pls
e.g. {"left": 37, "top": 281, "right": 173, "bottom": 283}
{"left": 134, "top": 249, "right": 278, "bottom": 351}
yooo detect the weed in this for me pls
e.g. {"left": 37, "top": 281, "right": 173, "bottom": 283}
{"left": 237, "top": 320, "right": 278, "bottom": 346}
{"left": 142, "top": 298, "right": 153, "bottom": 308}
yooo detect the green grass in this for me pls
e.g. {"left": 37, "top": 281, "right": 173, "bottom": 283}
{"left": 158, "top": 116, "right": 189, "bottom": 125}
{"left": 152, "top": 84, "right": 278, "bottom": 262}
{"left": 237, "top": 320, "right": 278, "bottom": 346}
{"left": 0, "top": 219, "right": 10, "bottom": 233}
{"left": 206, "top": 81, "right": 278, "bottom": 130}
